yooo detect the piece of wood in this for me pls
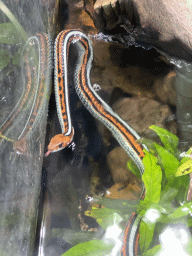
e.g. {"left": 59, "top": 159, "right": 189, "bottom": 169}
{"left": 84, "top": 0, "right": 192, "bottom": 61}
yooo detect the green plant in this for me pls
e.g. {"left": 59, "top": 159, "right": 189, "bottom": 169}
{"left": 60, "top": 126, "right": 192, "bottom": 256}
{"left": 0, "top": 1, "right": 28, "bottom": 70}
{"left": 0, "top": 1, "right": 27, "bottom": 41}
{"left": 136, "top": 126, "right": 192, "bottom": 255}
{"left": 0, "top": 22, "right": 23, "bottom": 70}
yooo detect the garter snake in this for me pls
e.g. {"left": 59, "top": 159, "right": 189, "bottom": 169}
{"left": 50, "top": 29, "right": 192, "bottom": 256}
{"left": 0, "top": 33, "right": 52, "bottom": 155}
{"left": 45, "top": 29, "right": 146, "bottom": 256}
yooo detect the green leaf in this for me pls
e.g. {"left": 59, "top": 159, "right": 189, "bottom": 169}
{"left": 142, "top": 244, "right": 161, "bottom": 256}
{"left": 175, "top": 159, "right": 192, "bottom": 177}
{"left": 0, "top": 22, "right": 22, "bottom": 44}
{"left": 0, "top": 49, "right": 10, "bottom": 69}
{"left": 159, "top": 187, "right": 178, "bottom": 204}
{"left": 154, "top": 143, "right": 179, "bottom": 181}
{"left": 176, "top": 182, "right": 189, "bottom": 203}
{"left": 168, "top": 201, "right": 192, "bottom": 219}
{"left": 52, "top": 228, "right": 98, "bottom": 246}
{"left": 185, "top": 238, "right": 192, "bottom": 255}
{"left": 142, "top": 151, "right": 162, "bottom": 204}
{"left": 180, "top": 147, "right": 192, "bottom": 164}
{"left": 12, "top": 51, "right": 21, "bottom": 66}
{"left": 157, "top": 187, "right": 179, "bottom": 215}
{"left": 139, "top": 220, "right": 155, "bottom": 252}
{"left": 163, "top": 174, "right": 189, "bottom": 203}
{"left": 138, "top": 137, "right": 157, "bottom": 156}
{"left": 180, "top": 148, "right": 192, "bottom": 164}
{"left": 127, "top": 159, "right": 141, "bottom": 178}
{"left": 95, "top": 197, "right": 139, "bottom": 211}
{"left": 150, "top": 125, "right": 179, "bottom": 154}
{"left": 187, "top": 218, "right": 192, "bottom": 228}
{"left": 178, "top": 175, "right": 190, "bottom": 188}
{"left": 85, "top": 207, "right": 122, "bottom": 230}
{"left": 61, "top": 240, "right": 114, "bottom": 256}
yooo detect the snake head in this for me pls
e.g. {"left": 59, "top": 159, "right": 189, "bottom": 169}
{"left": 45, "top": 131, "right": 74, "bottom": 157}
{"left": 13, "top": 137, "right": 29, "bottom": 155}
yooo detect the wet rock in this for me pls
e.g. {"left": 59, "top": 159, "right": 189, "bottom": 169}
{"left": 107, "top": 146, "right": 142, "bottom": 186}
{"left": 153, "top": 70, "right": 177, "bottom": 106}
{"left": 102, "top": 65, "right": 155, "bottom": 98}
{"left": 92, "top": 41, "right": 116, "bottom": 68}
{"left": 112, "top": 96, "right": 177, "bottom": 137}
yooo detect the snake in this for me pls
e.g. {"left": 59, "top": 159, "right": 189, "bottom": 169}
{"left": 0, "top": 33, "right": 52, "bottom": 155}
{"left": 48, "top": 28, "right": 192, "bottom": 256}
{"left": 45, "top": 29, "right": 148, "bottom": 256}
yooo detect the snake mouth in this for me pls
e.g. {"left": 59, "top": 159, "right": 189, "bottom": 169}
{"left": 44, "top": 150, "right": 51, "bottom": 157}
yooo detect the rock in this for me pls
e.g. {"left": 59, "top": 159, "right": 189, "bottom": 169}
{"left": 92, "top": 41, "right": 115, "bottom": 68}
{"left": 112, "top": 96, "right": 177, "bottom": 137}
{"left": 107, "top": 147, "right": 142, "bottom": 186}
{"left": 153, "top": 70, "right": 177, "bottom": 106}
{"left": 102, "top": 65, "right": 155, "bottom": 98}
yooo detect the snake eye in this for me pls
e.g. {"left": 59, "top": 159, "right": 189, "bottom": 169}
{"left": 59, "top": 143, "right": 63, "bottom": 148}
